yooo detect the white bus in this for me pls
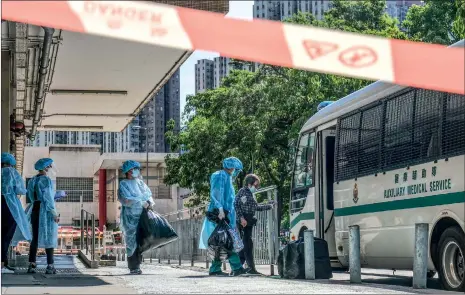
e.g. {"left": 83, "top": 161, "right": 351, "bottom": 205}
{"left": 289, "top": 40, "right": 464, "bottom": 291}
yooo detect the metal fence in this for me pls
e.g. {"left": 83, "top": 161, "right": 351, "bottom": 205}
{"left": 146, "top": 186, "right": 279, "bottom": 267}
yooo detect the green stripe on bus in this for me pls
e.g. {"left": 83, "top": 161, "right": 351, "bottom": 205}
{"left": 334, "top": 191, "right": 465, "bottom": 217}
{"left": 290, "top": 212, "right": 315, "bottom": 228}
{"left": 290, "top": 191, "right": 464, "bottom": 229}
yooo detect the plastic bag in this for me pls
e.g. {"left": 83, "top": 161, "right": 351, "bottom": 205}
{"left": 278, "top": 237, "right": 333, "bottom": 279}
{"left": 138, "top": 208, "right": 178, "bottom": 254}
{"left": 277, "top": 249, "right": 284, "bottom": 278}
{"left": 282, "top": 239, "right": 305, "bottom": 279}
{"left": 228, "top": 227, "right": 244, "bottom": 253}
{"left": 207, "top": 220, "right": 234, "bottom": 262}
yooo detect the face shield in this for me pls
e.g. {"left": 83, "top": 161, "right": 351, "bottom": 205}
{"left": 46, "top": 164, "right": 58, "bottom": 178}
{"left": 45, "top": 164, "right": 58, "bottom": 192}
{"left": 232, "top": 169, "right": 242, "bottom": 180}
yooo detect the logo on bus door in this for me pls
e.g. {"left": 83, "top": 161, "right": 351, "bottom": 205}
{"left": 353, "top": 183, "right": 359, "bottom": 203}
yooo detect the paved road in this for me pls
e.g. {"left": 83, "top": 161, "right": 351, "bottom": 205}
{"left": 2, "top": 257, "right": 461, "bottom": 294}
{"left": 80, "top": 262, "right": 457, "bottom": 294}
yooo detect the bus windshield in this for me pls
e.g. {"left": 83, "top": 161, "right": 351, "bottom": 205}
{"left": 293, "top": 132, "right": 315, "bottom": 189}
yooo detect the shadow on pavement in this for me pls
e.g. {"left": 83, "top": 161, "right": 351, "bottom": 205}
{"left": 329, "top": 269, "right": 445, "bottom": 291}
{"left": 2, "top": 255, "right": 110, "bottom": 288}
{"left": 1, "top": 273, "right": 111, "bottom": 288}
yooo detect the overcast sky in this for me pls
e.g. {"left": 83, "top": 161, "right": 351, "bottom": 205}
{"left": 179, "top": 1, "right": 254, "bottom": 114}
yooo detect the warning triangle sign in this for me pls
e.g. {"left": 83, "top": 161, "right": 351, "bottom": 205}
{"left": 303, "top": 40, "right": 339, "bottom": 60}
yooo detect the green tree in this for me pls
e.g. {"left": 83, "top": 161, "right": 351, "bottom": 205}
{"left": 165, "top": 1, "right": 410, "bottom": 226}
{"left": 403, "top": 0, "right": 465, "bottom": 45}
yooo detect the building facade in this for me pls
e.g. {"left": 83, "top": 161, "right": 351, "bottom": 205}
{"left": 23, "top": 145, "right": 186, "bottom": 229}
{"left": 386, "top": 0, "right": 424, "bottom": 27}
{"left": 254, "top": 0, "right": 423, "bottom": 23}
{"left": 195, "top": 59, "right": 215, "bottom": 94}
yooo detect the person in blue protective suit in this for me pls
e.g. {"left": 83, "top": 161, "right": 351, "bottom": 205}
{"left": 1, "top": 153, "right": 31, "bottom": 274}
{"left": 26, "top": 158, "right": 60, "bottom": 275}
{"left": 118, "top": 160, "right": 155, "bottom": 275}
{"left": 199, "top": 157, "right": 247, "bottom": 276}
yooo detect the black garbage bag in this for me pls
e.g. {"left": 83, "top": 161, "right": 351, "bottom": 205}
{"left": 282, "top": 238, "right": 305, "bottom": 279}
{"left": 277, "top": 249, "right": 284, "bottom": 278}
{"left": 207, "top": 220, "right": 233, "bottom": 262}
{"left": 138, "top": 208, "right": 178, "bottom": 254}
{"left": 278, "top": 237, "right": 333, "bottom": 280}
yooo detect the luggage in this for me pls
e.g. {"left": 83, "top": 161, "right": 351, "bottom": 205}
{"left": 314, "top": 238, "right": 333, "bottom": 279}
{"left": 138, "top": 208, "right": 178, "bottom": 254}
{"left": 278, "top": 237, "right": 333, "bottom": 280}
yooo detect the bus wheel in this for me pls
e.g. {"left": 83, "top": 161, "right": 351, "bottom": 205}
{"left": 438, "top": 226, "right": 465, "bottom": 292}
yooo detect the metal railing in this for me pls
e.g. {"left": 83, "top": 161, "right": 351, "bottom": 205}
{"left": 147, "top": 186, "right": 280, "bottom": 272}
{"left": 80, "top": 209, "right": 96, "bottom": 261}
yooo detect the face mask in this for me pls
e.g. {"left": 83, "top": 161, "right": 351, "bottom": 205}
{"left": 249, "top": 186, "right": 257, "bottom": 193}
{"left": 132, "top": 169, "right": 140, "bottom": 178}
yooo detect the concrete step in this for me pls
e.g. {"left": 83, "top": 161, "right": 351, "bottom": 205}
{"left": 77, "top": 250, "right": 98, "bottom": 269}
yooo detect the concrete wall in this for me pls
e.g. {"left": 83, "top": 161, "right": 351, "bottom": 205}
{"left": 1, "top": 51, "right": 11, "bottom": 153}
{"left": 50, "top": 148, "right": 101, "bottom": 178}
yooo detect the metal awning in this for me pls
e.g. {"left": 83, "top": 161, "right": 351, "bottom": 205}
{"left": 38, "top": 30, "right": 189, "bottom": 132}
{"left": 92, "top": 152, "right": 177, "bottom": 174}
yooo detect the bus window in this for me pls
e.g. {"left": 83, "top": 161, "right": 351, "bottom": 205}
{"left": 294, "top": 132, "right": 315, "bottom": 188}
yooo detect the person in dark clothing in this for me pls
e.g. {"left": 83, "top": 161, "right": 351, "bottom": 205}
{"left": 234, "top": 174, "right": 275, "bottom": 275}
{"left": 26, "top": 158, "right": 60, "bottom": 275}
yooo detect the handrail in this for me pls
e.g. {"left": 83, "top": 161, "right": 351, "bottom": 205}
{"left": 80, "top": 209, "right": 96, "bottom": 261}
{"left": 254, "top": 185, "right": 278, "bottom": 194}
{"left": 160, "top": 186, "right": 279, "bottom": 218}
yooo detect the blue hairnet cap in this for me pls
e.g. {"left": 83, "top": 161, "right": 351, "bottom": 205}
{"left": 1, "top": 153, "right": 16, "bottom": 166}
{"left": 34, "top": 158, "right": 53, "bottom": 171}
{"left": 222, "top": 157, "right": 243, "bottom": 170}
{"left": 122, "top": 160, "right": 141, "bottom": 174}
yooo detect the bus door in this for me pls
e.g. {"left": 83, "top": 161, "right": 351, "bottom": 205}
{"left": 315, "top": 128, "right": 338, "bottom": 262}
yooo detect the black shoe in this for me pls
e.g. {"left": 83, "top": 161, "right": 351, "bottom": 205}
{"left": 230, "top": 268, "right": 247, "bottom": 277}
{"left": 45, "top": 265, "right": 56, "bottom": 275}
{"left": 246, "top": 268, "right": 263, "bottom": 275}
{"left": 27, "top": 263, "right": 37, "bottom": 274}
{"left": 130, "top": 268, "right": 142, "bottom": 275}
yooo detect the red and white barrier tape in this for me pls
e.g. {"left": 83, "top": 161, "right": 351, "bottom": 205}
{"left": 2, "top": 1, "right": 464, "bottom": 94}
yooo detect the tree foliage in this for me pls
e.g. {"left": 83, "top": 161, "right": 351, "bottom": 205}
{"left": 403, "top": 0, "right": 465, "bottom": 45}
{"left": 165, "top": 0, "right": 455, "bottom": 227}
